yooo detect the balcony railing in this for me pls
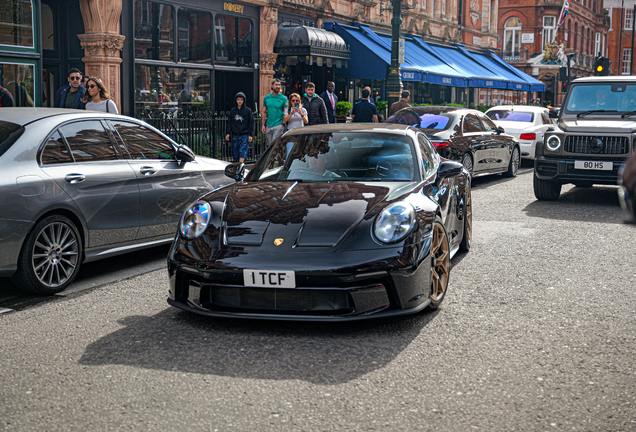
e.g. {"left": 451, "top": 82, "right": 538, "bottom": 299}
{"left": 504, "top": 51, "right": 521, "bottom": 62}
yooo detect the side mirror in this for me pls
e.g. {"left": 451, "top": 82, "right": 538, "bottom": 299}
{"left": 496, "top": 126, "right": 505, "bottom": 134}
{"left": 224, "top": 162, "right": 246, "bottom": 181}
{"left": 437, "top": 160, "right": 464, "bottom": 180}
{"left": 175, "top": 145, "right": 195, "bottom": 163}
{"left": 549, "top": 109, "right": 559, "bottom": 119}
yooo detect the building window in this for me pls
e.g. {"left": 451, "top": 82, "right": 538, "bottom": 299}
{"left": 626, "top": 9, "right": 634, "bottom": 30}
{"left": 177, "top": 9, "right": 211, "bottom": 64}
{"left": 0, "top": 0, "right": 34, "bottom": 48}
{"left": 214, "top": 14, "right": 252, "bottom": 67}
{"left": 134, "top": 65, "right": 211, "bottom": 116}
{"left": 623, "top": 48, "right": 632, "bottom": 74}
{"left": 542, "top": 16, "right": 556, "bottom": 49}
{"left": 134, "top": 1, "right": 174, "bottom": 61}
{"left": 0, "top": 62, "right": 35, "bottom": 106}
{"left": 595, "top": 32, "right": 601, "bottom": 56}
{"left": 504, "top": 17, "right": 522, "bottom": 62}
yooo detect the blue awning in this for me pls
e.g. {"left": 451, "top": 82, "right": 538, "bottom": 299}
{"left": 455, "top": 46, "right": 530, "bottom": 91}
{"left": 487, "top": 53, "right": 546, "bottom": 92}
{"left": 330, "top": 23, "right": 467, "bottom": 87}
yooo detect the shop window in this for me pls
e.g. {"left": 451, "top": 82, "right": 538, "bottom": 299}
{"left": 0, "top": 62, "right": 35, "bottom": 107}
{"left": 41, "top": 3, "right": 54, "bottom": 51}
{"left": 134, "top": 65, "right": 211, "bottom": 115}
{"left": 177, "top": 9, "right": 211, "bottom": 64}
{"left": 214, "top": 14, "right": 252, "bottom": 67}
{"left": 0, "top": 0, "right": 33, "bottom": 48}
{"left": 134, "top": 1, "right": 174, "bottom": 61}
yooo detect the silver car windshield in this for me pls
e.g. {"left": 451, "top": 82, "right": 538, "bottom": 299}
{"left": 247, "top": 132, "right": 417, "bottom": 182}
{"left": 565, "top": 83, "right": 636, "bottom": 113}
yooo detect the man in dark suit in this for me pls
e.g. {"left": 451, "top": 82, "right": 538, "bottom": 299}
{"left": 319, "top": 81, "right": 338, "bottom": 123}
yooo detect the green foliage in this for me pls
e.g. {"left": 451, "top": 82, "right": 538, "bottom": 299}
{"left": 375, "top": 100, "right": 388, "bottom": 113}
{"left": 336, "top": 101, "right": 352, "bottom": 117}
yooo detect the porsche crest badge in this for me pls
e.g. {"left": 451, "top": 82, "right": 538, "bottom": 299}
{"left": 274, "top": 238, "right": 284, "bottom": 246}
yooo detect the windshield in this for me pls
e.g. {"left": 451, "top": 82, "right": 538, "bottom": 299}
{"left": 486, "top": 111, "right": 534, "bottom": 122}
{"left": 0, "top": 121, "right": 25, "bottom": 158}
{"left": 565, "top": 83, "right": 636, "bottom": 113}
{"left": 247, "top": 132, "right": 417, "bottom": 182}
{"left": 385, "top": 111, "right": 453, "bottom": 131}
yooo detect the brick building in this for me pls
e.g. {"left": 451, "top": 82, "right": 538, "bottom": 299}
{"left": 497, "top": 0, "right": 609, "bottom": 106}
{"left": 605, "top": 0, "right": 636, "bottom": 76}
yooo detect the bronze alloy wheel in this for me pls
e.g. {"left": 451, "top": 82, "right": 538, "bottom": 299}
{"left": 459, "top": 186, "right": 472, "bottom": 252}
{"left": 429, "top": 219, "right": 450, "bottom": 308}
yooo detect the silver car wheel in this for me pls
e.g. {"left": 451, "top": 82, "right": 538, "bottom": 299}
{"left": 31, "top": 221, "right": 80, "bottom": 289}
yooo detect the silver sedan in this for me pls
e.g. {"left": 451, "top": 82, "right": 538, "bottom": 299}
{"left": 0, "top": 108, "right": 232, "bottom": 294}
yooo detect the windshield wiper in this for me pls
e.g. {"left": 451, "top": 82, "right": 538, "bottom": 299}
{"left": 621, "top": 110, "right": 636, "bottom": 118}
{"left": 577, "top": 109, "right": 617, "bottom": 118}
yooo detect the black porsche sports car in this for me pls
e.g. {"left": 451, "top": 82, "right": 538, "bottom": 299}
{"left": 167, "top": 123, "right": 471, "bottom": 321}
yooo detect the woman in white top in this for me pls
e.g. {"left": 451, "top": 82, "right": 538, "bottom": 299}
{"left": 283, "top": 93, "right": 308, "bottom": 130}
{"left": 83, "top": 77, "right": 119, "bottom": 114}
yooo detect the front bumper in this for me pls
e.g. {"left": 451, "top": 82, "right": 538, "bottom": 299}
{"left": 167, "top": 241, "right": 434, "bottom": 321}
{"left": 534, "top": 155, "right": 626, "bottom": 185}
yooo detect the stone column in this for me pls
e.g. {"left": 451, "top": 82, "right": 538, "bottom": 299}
{"left": 77, "top": 0, "right": 125, "bottom": 111}
{"left": 259, "top": 4, "right": 279, "bottom": 109}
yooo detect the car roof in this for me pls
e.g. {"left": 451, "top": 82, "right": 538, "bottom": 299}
{"left": 486, "top": 105, "right": 547, "bottom": 112}
{"left": 0, "top": 108, "right": 132, "bottom": 126}
{"left": 571, "top": 75, "right": 636, "bottom": 83}
{"left": 285, "top": 123, "right": 416, "bottom": 136}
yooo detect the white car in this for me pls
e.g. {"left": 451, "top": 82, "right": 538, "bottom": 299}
{"left": 485, "top": 106, "right": 556, "bottom": 160}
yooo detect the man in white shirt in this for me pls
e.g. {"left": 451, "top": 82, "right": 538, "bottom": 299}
{"left": 319, "top": 81, "right": 338, "bottom": 124}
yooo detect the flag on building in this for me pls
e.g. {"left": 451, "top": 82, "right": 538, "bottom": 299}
{"left": 557, "top": 0, "right": 570, "bottom": 27}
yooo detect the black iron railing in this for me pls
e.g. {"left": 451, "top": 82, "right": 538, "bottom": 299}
{"left": 138, "top": 110, "right": 267, "bottom": 163}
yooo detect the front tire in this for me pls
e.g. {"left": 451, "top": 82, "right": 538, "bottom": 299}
{"left": 503, "top": 146, "right": 520, "bottom": 177}
{"left": 533, "top": 175, "right": 562, "bottom": 201}
{"left": 11, "top": 215, "right": 82, "bottom": 295}
{"left": 428, "top": 216, "right": 450, "bottom": 310}
{"left": 459, "top": 186, "right": 472, "bottom": 252}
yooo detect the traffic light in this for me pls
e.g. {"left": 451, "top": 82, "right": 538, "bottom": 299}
{"left": 594, "top": 56, "right": 609, "bottom": 76}
{"left": 561, "top": 78, "right": 569, "bottom": 94}
{"left": 545, "top": 75, "right": 555, "bottom": 93}
{"left": 559, "top": 66, "right": 568, "bottom": 82}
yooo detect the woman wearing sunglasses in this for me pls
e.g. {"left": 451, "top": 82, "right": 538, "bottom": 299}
{"left": 83, "top": 77, "right": 119, "bottom": 114}
{"left": 283, "top": 93, "right": 308, "bottom": 131}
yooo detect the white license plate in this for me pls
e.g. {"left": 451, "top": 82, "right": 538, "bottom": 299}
{"left": 243, "top": 269, "right": 296, "bottom": 288}
{"left": 574, "top": 160, "right": 613, "bottom": 171}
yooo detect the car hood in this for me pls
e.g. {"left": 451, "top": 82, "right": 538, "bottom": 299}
{"left": 559, "top": 119, "right": 636, "bottom": 133}
{"left": 213, "top": 181, "right": 414, "bottom": 249}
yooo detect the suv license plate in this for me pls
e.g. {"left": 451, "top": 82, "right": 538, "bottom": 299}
{"left": 243, "top": 269, "right": 296, "bottom": 288}
{"left": 574, "top": 161, "right": 613, "bottom": 171}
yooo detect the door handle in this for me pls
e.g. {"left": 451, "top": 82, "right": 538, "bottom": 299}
{"left": 64, "top": 173, "right": 85, "bottom": 184}
{"left": 139, "top": 166, "right": 157, "bottom": 175}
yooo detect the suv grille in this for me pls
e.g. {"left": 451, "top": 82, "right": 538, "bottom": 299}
{"left": 564, "top": 136, "right": 630, "bottom": 155}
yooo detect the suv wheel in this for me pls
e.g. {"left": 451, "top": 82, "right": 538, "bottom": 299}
{"left": 533, "top": 175, "right": 562, "bottom": 201}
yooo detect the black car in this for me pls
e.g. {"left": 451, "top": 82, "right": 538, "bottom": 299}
{"left": 385, "top": 106, "right": 521, "bottom": 178}
{"left": 167, "top": 123, "right": 472, "bottom": 321}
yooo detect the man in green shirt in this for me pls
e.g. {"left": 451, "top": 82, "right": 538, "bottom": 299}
{"left": 261, "top": 78, "right": 287, "bottom": 146}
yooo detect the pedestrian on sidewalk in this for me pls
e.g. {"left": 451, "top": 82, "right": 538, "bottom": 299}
{"left": 226, "top": 91, "right": 254, "bottom": 163}
{"left": 319, "top": 81, "right": 338, "bottom": 123}
{"left": 83, "top": 77, "right": 118, "bottom": 113}
{"left": 351, "top": 88, "right": 378, "bottom": 123}
{"left": 388, "top": 90, "right": 411, "bottom": 116}
{"left": 261, "top": 78, "right": 287, "bottom": 146}
{"left": 54, "top": 68, "right": 86, "bottom": 110}
{"left": 301, "top": 82, "right": 328, "bottom": 125}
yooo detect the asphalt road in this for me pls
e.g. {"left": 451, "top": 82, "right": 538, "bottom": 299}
{"left": 1, "top": 166, "right": 635, "bottom": 431}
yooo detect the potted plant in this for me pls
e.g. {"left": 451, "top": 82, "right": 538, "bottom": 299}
{"left": 335, "top": 101, "right": 352, "bottom": 123}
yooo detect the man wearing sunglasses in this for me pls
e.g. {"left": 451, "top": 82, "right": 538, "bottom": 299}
{"left": 54, "top": 68, "right": 86, "bottom": 109}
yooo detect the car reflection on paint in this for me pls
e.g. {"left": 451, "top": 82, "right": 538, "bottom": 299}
{"left": 167, "top": 123, "right": 471, "bottom": 321}
{"left": 385, "top": 106, "right": 521, "bottom": 178}
{"left": 0, "top": 108, "right": 232, "bottom": 295}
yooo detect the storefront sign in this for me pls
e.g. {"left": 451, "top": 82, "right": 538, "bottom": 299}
{"left": 522, "top": 33, "right": 534, "bottom": 43}
{"left": 473, "top": 36, "right": 482, "bottom": 46}
{"left": 400, "top": 71, "right": 420, "bottom": 81}
{"left": 224, "top": 2, "right": 244, "bottom": 14}
{"left": 442, "top": 77, "right": 452, "bottom": 85}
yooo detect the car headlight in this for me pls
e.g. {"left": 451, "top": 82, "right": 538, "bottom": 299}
{"left": 180, "top": 201, "right": 211, "bottom": 239}
{"left": 545, "top": 134, "right": 561, "bottom": 151}
{"left": 373, "top": 202, "right": 417, "bottom": 244}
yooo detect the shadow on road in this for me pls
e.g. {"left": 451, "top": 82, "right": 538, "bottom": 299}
{"left": 470, "top": 160, "right": 534, "bottom": 191}
{"left": 523, "top": 185, "right": 625, "bottom": 223}
{"left": 79, "top": 307, "right": 438, "bottom": 384}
